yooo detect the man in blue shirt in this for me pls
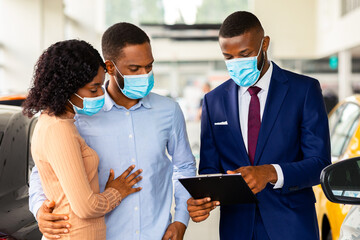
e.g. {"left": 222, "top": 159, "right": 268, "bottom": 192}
{"left": 29, "top": 23, "right": 196, "bottom": 240}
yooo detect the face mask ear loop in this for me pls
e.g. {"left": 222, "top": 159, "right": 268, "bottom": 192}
{"left": 111, "top": 61, "right": 125, "bottom": 91}
{"left": 73, "top": 93, "right": 83, "bottom": 100}
{"left": 256, "top": 38, "right": 265, "bottom": 58}
{"left": 67, "top": 99, "right": 75, "bottom": 107}
{"left": 252, "top": 50, "right": 266, "bottom": 87}
{"left": 259, "top": 51, "right": 266, "bottom": 73}
{"left": 68, "top": 93, "right": 83, "bottom": 109}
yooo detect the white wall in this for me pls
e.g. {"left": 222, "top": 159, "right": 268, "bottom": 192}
{"left": 317, "top": 0, "right": 360, "bottom": 57}
{"left": 0, "top": 0, "right": 64, "bottom": 93}
{"left": 253, "top": 0, "right": 318, "bottom": 59}
{"left": 64, "top": 0, "right": 105, "bottom": 51}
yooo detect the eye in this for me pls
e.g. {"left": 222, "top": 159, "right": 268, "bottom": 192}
{"left": 241, "top": 51, "right": 252, "bottom": 57}
{"left": 129, "top": 67, "right": 139, "bottom": 72}
{"left": 90, "top": 89, "right": 97, "bottom": 93}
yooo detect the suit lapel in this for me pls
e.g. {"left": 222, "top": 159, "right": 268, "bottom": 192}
{"left": 222, "top": 80, "right": 251, "bottom": 165}
{"left": 254, "top": 63, "right": 289, "bottom": 165}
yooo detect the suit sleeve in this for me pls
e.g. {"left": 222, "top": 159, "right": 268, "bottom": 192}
{"left": 199, "top": 94, "right": 223, "bottom": 174}
{"left": 279, "top": 80, "right": 331, "bottom": 194}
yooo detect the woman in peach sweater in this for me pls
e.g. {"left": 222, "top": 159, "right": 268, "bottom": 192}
{"left": 22, "top": 40, "right": 142, "bottom": 239}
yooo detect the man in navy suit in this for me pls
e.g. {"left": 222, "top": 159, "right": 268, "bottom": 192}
{"left": 187, "top": 11, "right": 331, "bottom": 240}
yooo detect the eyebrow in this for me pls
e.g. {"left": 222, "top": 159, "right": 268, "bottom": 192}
{"left": 128, "top": 60, "right": 155, "bottom": 68}
{"left": 238, "top": 49, "right": 250, "bottom": 55}
{"left": 90, "top": 83, "right": 102, "bottom": 86}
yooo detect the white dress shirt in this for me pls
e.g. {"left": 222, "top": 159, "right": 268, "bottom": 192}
{"left": 238, "top": 61, "right": 284, "bottom": 188}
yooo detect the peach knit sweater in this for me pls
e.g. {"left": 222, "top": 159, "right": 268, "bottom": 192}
{"left": 31, "top": 112, "right": 121, "bottom": 239}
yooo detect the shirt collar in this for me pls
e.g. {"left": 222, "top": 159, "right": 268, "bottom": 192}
{"left": 103, "top": 81, "right": 152, "bottom": 112}
{"left": 240, "top": 61, "right": 273, "bottom": 96}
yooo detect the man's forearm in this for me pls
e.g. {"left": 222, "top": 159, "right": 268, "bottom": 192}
{"left": 29, "top": 165, "right": 48, "bottom": 219}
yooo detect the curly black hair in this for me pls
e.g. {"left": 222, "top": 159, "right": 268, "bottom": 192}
{"left": 101, "top": 22, "right": 150, "bottom": 61}
{"left": 22, "top": 39, "right": 106, "bottom": 117}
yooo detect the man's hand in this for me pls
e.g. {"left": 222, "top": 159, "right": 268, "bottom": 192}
{"left": 187, "top": 197, "right": 219, "bottom": 223}
{"left": 37, "top": 200, "right": 71, "bottom": 239}
{"left": 227, "top": 164, "right": 277, "bottom": 194}
{"left": 162, "top": 221, "right": 186, "bottom": 240}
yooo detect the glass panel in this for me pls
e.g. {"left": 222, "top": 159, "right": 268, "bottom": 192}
{"left": 331, "top": 103, "right": 360, "bottom": 157}
{"left": 328, "top": 158, "right": 360, "bottom": 201}
{"left": 328, "top": 104, "right": 344, "bottom": 135}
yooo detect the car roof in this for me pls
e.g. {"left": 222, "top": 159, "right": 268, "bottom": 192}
{"left": 0, "top": 94, "right": 26, "bottom": 101}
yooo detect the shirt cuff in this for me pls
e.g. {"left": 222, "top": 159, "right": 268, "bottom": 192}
{"left": 33, "top": 201, "right": 45, "bottom": 221}
{"left": 270, "top": 164, "right": 284, "bottom": 189}
{"left": 174, "top": 209, "right": 190, "bottom": 227}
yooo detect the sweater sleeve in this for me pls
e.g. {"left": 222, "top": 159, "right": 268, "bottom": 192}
{"left": 44, "top": 120, "right": 121, "bottom": 219}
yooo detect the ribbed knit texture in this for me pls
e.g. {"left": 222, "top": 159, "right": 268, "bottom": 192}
{"left": 31, "top": 112, "right": 121, "bottom": 239}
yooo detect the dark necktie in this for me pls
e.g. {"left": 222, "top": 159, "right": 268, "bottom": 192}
{"left": 248, "top": 86, "right": 261, "bottom": 165}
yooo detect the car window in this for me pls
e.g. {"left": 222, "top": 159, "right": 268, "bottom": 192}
{"left": 331, "top": 103, "right": 360, "bottom": 158}
{"left": 27, "top": 118, "right": 37, "bottom": 185}
{"left": 328, "top": 104, "right": 344, "bottom": 135}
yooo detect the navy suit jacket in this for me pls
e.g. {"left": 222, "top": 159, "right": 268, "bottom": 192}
{"left": 199, "top": 62, "right": 331, "bottom": 240}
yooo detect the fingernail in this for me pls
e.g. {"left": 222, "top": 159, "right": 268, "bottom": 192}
{"left": 56, "top": 236, "right": 60, "bottom": 239}
{"left": 216, "top": 202, "right": 220, "bottom": 206}
{"left": 66, "top": 224, "right": 70, "bottom": 228}
{"left": 64, "top": 229, "right": 68, "bottom": 233}
{"left": 64, "top": 216, "right": 68, "bottom": 220}
{"left": 140, "top": 169, "right": 143, "bottom": 172}
{"left": 207, "top": 198, "right": 211, "bottom": 201}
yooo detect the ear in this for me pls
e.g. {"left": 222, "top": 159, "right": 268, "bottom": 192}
{"left": 263, "top": 36, "right": 270, "bottom": 52}
{"left": 105, "top": 60, "right": 116, "bottom": 76}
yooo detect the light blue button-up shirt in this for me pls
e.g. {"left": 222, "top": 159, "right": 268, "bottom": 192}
{"left": 29, "top": 88, "right": 196, "bottom": 240}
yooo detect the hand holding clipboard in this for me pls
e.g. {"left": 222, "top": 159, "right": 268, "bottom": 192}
{"left": 179, "top": 173, "right": 257, "bottom": 206}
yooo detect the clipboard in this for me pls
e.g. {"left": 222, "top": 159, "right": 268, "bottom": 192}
{"left": 179, "top": 174, "right": 258, "bottom": 205}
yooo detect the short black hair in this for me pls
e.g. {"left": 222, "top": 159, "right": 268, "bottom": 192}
{"left": 22, "top": 39, "right": 106, "bottom": 117}
{"left": 101, "top": 22, "right": 150, "bottom": 61}
{"left": 219, "top": 11, "right": 263, "bottom": 38}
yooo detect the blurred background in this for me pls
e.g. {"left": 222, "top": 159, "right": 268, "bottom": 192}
{"left": 1, "top": 0, "right": 360, "bottom": 239}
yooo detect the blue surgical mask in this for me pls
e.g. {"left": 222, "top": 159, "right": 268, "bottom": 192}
{"left": 68, "top": 89, "right": 105, "bottom": 116}
{"left": 225, "top": 38, "right": 265, "bottom": 87}
{"left": 112, "top": 61, "right": 154, "bottom": 100}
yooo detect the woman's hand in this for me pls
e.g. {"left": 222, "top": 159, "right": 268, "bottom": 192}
{"left": 105, "top": 165, "right": 142, "bottom": 199}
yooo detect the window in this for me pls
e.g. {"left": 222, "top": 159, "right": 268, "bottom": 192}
{"left": 330, "top": 103, "right": 360, "bottom": 157}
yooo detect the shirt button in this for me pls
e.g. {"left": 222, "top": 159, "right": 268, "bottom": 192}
{"left": 134, "top": 206, "right": 138, "bottom": 211}
{"left": 136, "top": 230, "right": 140, "bottom": 234}
{"left": 126, "top": 112, "right": 130, "bottom": 116}
{"left": 129, "top": 134, "right": 133, "bottom": 138}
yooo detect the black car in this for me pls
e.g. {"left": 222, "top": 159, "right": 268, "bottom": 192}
{"left": 0, "top": 105, "right": 41, "bottom": 239}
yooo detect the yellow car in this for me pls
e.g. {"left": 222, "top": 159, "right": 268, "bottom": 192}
{"left": 314, "top": 95, "right": 360, "bottom": 240}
